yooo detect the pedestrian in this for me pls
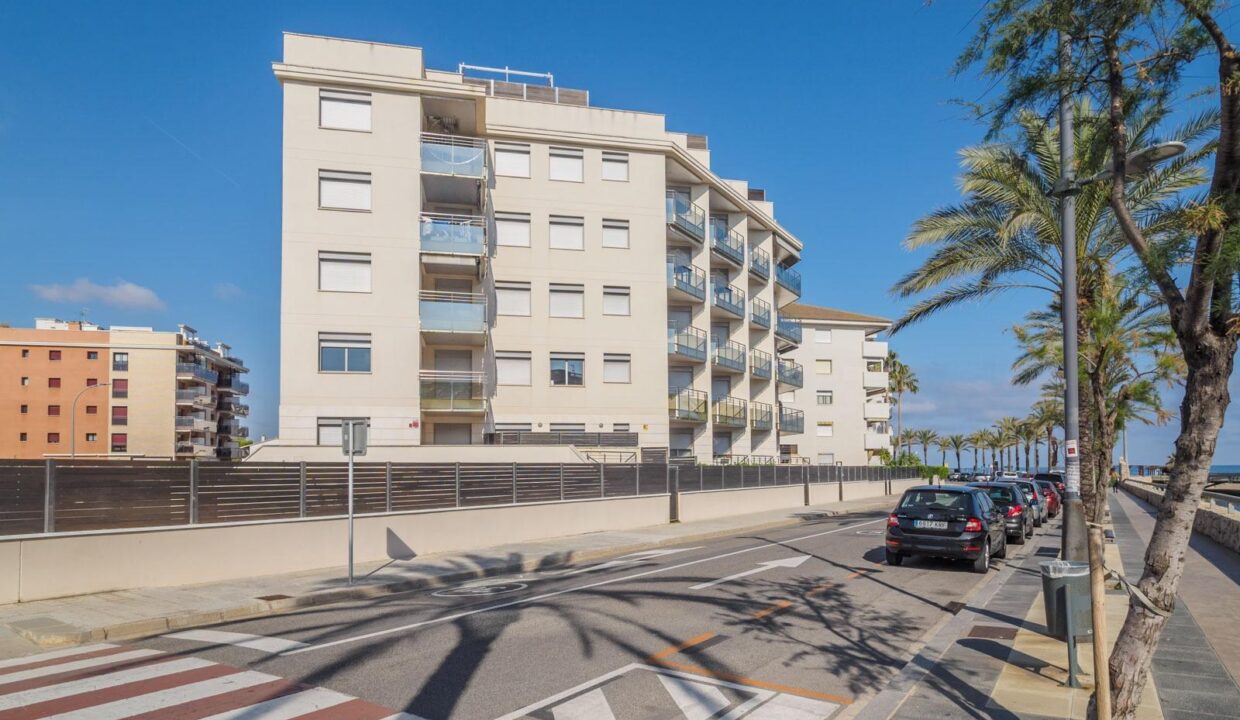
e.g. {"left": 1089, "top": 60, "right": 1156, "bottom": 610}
{"left": 1110, "top": 468, "right": 1120, "bottom": 493}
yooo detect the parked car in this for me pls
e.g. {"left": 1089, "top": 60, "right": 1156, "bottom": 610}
{"left": 1035, "top": 479, "right": 1061, "bottom": 518}
{"left": 997, "top": 470, "right": 1020, "bottom": 481}
{"left": 1010, "top": 479, "right": 1047, "bottom": 526}
{"left": 972, "top": 473, "right": 991, "bottom": 482}
{"left": 968, "top": 482, "right": 1035, "bottom": 544}
{"left": 885, "top": 485, "right": 1007, "bottom": 573}
{"left": 1035, "top": 472, "right": 1066, "bottom": 496}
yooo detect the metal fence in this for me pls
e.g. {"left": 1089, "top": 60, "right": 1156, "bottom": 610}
{"left": 0, "top": 460, "right": 919, "bottom": 537}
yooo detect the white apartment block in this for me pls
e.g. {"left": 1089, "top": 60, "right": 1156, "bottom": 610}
{"left": 779, "top": 304, "right": 893, "bottom": 466}
{"left": 273, "top": 33, "right": 811, "bottom": 461}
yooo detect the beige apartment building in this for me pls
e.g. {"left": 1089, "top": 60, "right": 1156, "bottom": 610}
{"left": 0, "top": 319, "right": 249, "bottom": 460}
{"left": 780, "top": 304, "right": 893, "bottom": 465}
{"left": 274, "top": 33, "right": 809, "bottom": 461}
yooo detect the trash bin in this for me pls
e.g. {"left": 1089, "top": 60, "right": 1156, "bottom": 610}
{"left": 1041, "top": 560, "right": 1093, "bottom": 640}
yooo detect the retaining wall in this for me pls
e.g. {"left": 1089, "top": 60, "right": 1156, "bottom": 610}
{"left": 1123, "top": 481, "right": 1240, "bottom": 555}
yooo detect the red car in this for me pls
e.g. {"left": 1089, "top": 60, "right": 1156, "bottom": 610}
{"left": 1035, "top": 479, "right": 1061, "bottom": 518}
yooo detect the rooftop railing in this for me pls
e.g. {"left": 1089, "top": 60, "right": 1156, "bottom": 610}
{"left": 666, "top": 191, "right": 705, "bottom": 241}
{"left": 420, "top": 133, "right": 487, "bottom": 177}
{"left": 420, "top": 212, "right": 487, "bottom": 256}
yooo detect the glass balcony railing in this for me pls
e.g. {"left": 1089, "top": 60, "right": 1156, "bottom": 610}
{"left": 419, "top": 371, "right": 487, "bottom": 412}
{"left": 420, "top": 291, "right": 487, "bottom": 334}
{"left": 775, "top": 263, "right": 802, "bottom": 295}
{"left": 221, "top": 400, "right": 249, "bottom": 416}
{"left": 750, "top": 348, "right": 772, "bottom": 379}
{"left": 420, "top": 133, "right": 487, "bottom": 177}
{"left": 775, "top": 315, "right": 803, "bottom": 344}
{"left": 668, "top": 326, "right": 708, "bottom": 362}
{"left": 751, "top": 297, "right": 771, "bottom": 328}
{"left": 750, "top": 246, "right": 771, "bottom": 280}
{"left": 175, "top": 388, "right": 211, "bottom": 404}
{"left": 666, "top": 262, "right": 706, "bottom": 301}
{"left": 712, "top": 282, "right": 745, "bottom": 317}
{"left": 669, "top": 387, "right": 708, "bottom": 423}
{"left": 176, "top": 363, "right": 218, "bottom": 385}
{"left": 711, "top": 340, "right": 747, "bottom": 373}
{"left": 710, "top": 224, "right": 746, "bottom": 265}
{"left": 666, "top": 191, "right": 706, "bottom": 241}
{"left": 420, "top": 213, "right": 487, "bottom": 256}
{"left": 751, "top": 401, "right": 773, "bottom": 431}
{"left": 779, "top": 405, "right": 805, "bottom": 434}
{"left": 219, "top": 377, "right": 249, "bottom": 395}
{"left": 712, "top": 395, "right": 747, "bottom": 428}
{"left": 778, "top": 358, "right": 804, "bottom": 388}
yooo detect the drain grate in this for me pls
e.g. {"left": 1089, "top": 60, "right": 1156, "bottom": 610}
{"left": 968, "top": 625, "right": 1018, "bottom": 640}
{"left": 256, "top": 594, "right": 293, "bottom": 602}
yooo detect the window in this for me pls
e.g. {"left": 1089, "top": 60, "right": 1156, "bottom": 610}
{"left": 85, "top": 433, "right": 98, "bottom": 442}
{"left": 494, "top": 422, "right": 532, "bottom": 433}
{"left": 319, "top": 170, "right": 372, "bottom": 211}
{"left": 817, "top": 453, "right": 836, "bottom": 465}
{"left": 603, "top": 353, "right": 631, "bottom": 383}
{"left": 20, "top": 377, "right": 29, "bottom": 386}
{"left": 549, "top": 284, "right": 585, "bottom": 318}
{"left": 49, "top": 350, "right": 61, "bottom": 361}
{"left": 48, "top": 378, "right": 61, "bottom": 389}
{"left": 20, "top": 404, "right": 28, "bottom": 414}
{"left": 867, "top": 359, "right": 885, "bottom": 372}
{"left": 86, "top": 378, "right": 97, "bottom": 387}
{"left": 614, "top": 423, "right": 631, "bottom": 432}
{"left": 495, "top": 212, "right": 531, "bottom": 247}
{"left": 112, "top": 379, "right": 128, "bottom": 398}
{"left": 602, "top": 286, "right": 631, "bottom": 316}
{"left": 319, "top": 333, "right": 372, "bottom": 372}
{"left": 316, "top": 417, "right": 368, "bottom": 446}
{"left": 549, "top": 147, "right": 583, "bottom": 182}
{"left": 319, "top": 251, "right": 372, "bottom": 292}
{"left": 48, "top": 405, "right": 60, "bottom": 416}
{"left": 550, "top": 353, "right": 584, "bottom": 386}
{"left": 495, "top": 281, "right": 532, "bottom": 316}
{"left": 601, "top": 151, "right": 629, "bottom": 181}
{"left": 550, "top": 423, "right": 586, "bottom": 432}
{"left": 111, "top": 406, "right": 128, "bottom": 425}
{"left": 85, "top": 405, "right": 97, "bottom": 414}
{"left": 549, "top": 216, "right": 584, "bottom": 250}
{"left": 110, "top": 433, "right": 127, "bottom": 453}
{"left": 113, "top": 352, "right": 129, "bottom": 371}
{"left": 602, "top": 219, "right": 630, "bottom": 249}
{"left": 319, "top": 89, "right": 371, "bottom": 131}
{"left": 494, "top": 142, "right": 531, "bottom": 177}
{"left": 21, "top": 349, "right": 29, "bottom": 358}
{"left": 815, "top": 329, "right": 832, "bottom": 343}
{"left": 87, "top": 351, "right": 98, "bottom": 360}
{"left": 817, "top": 390, "right": 834, "bottom": 405}
{"left": 495, "top": 351, "right": 532, "bottom": 385}
{"left": 47, "top": 433, "right": 60, "bottom": 444}
{"left": 19, "top": 433, "right": 27, "bottom": 442}
{"left": 816, "top": 421, "right": 834, "bottom": 437}
{"left": 815, "top": 359, "right": 833, "bottom": 375}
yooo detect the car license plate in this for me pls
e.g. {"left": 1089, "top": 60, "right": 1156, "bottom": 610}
{"left": 914, "top": 520, "right": 948, "bottom": 530}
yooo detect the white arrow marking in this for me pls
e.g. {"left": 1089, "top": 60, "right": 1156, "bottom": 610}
{"left": 555, "top": 547, "right": 704, "bottom": 576}
{"left": 689, "top": 555, "right": 811, "bottom": 590}
{"left": 551, "top": 688, "right": 617, "bottom": 720}
{"left": 657, "top": 673, "right": 731, "bottom": 720}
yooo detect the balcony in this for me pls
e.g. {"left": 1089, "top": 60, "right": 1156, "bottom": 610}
{"left": 864, "top": 340, "right": 889, "bottom": 358}
{"left": 218, "top": 377, "right": 249, "bottom": 395}
{"left": 176, "top": 363, "right": 218, "bottom": 385}
{"left": 420, "top": 213, "right": 487, "bottom": 276}
{"left": 420, "top": 370, "right": 488, "bottom": 414}
{"left": 666, "top": 191, "right": 706, "bottom": 242}
{"left": 777, "top": 359, "right": 804, "bottom": 389}
{"left": 751, "top": 401, "right": 773, "bottom": 431}
{"left": 220, "top": 400, "right": 249, "bottom": 416}
{"left": 710, "top": 224, "right": 745, "bottom": 267}
{"left": 420, "top": 133, "right": 486, "bottom": 177}
{"left": 712, "top": 282, "right": 745, "bottom": 319}
{"left": 749, "top": 246, "right": 770, "bottom": 281}
{"left": 779, "top": 405, "right": 805, "bottom": 434}
{"left": 865, "top": 401, "right": 892, "bottom": 420}
{"left": 220, "top": 422, "right": 248, "bottom": 438}
{"left": 711, "top": 340, "right": 747, "bottom": 374}
{"left": 175, "top": 416, "right": 215, "bottom": 433}
{"left": 669, "top": 387, "right": 708, "bottom": 423}
{"left": 176, "top": 440, "right": 215, "bottom": 458}
{"left": 668, "top": 326, "right": 708, "bottom": 363}
{"left": 712, "top": 395, "right": 747, "bottom": 428}
{"left": 750, "top": 348, "right": 772, "bottom": 380}
{"left": 864, "top": 370, "right": 890, "bottom": 390}
{"left": 750, "top": 297, "right": 771, "bottom": 329}
{"left": 175, "top": 388, "right": 213, "bottom": 407}
{"left": 666, "top": 262, "right": 706, "bottom": 303}
{"left": 775, "top": 263, "right": 802, "bottom": 297}
{"left": 865, "top": 431, "right": 892, "bottom": 450}
{"left": 775, "top": 316, "right": 803, "bottom": 347}
{"left": 420, "top": 291, "right": 487, "bottom": 345}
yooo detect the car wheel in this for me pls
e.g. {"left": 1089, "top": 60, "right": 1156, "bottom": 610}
{"left": 885, "top": 549, "right": 903, "bottom": 566}
{"left": 995, "top": 534, "right": 1007, "bottom": 559}
{"left": 1010, "top": 529, "right": 1025, "bottom": 545}
{"left": 1026, "top": 520, "right": 1035, "bottom": 538}
{"left": 971, "top": 539, "right": 990, "bottom": 573}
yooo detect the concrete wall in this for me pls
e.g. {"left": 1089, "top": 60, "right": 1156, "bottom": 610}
{"left": 245, "top": 441, "right": 581, "bottom": 463}
{"left": 678, "top": 485, "right": 803, "bottom": 523}
{"left": 1123, "top": 481, "right": 1240, "bottom": 555}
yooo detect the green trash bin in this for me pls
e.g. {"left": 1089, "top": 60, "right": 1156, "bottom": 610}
{"left": 1041, "top": 560, "right": 1093, "bottom": 640}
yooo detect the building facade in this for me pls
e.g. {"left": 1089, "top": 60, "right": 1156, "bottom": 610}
{"left": 0, "top": 319, "right": 249, "bottom": 460}
{"left": 780, "top": 304, "right": 893, "bottom": 466}
{"left": 274, "top": 33, "right": 807, "bottom": 461}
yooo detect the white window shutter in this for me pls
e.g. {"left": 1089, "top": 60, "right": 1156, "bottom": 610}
{"left": 320, "top": 91, "right": 371, "bottom": 131}
{"left": 549, "top": 220, "right": 584, "bottom": 250}
{"left": 495, "top": 217, "right": 531, "bottom": 247}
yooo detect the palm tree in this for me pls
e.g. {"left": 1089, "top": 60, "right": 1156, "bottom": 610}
{"left": 942, "top": 434, "right": 968, "bottom": 471}
{"left": 1027, "top": 399, "right": 1061, "bottom": 470}
{"left": 966, "top": 431, "right": 986, "bottom": 470}
{"left": 1018, "top": 420, "right": 1040, "bottom": 473}
{"left": 996, "top": 417, "right": 1022, "bottom": 470}
{"left": 978, "top": 429, "right": 999, "bottom": 471}
{"left": 914, "top": 429, "right": 939, "bottom": 465}
{"left": 888, "top": 351, "right": 918, "bottom": 449}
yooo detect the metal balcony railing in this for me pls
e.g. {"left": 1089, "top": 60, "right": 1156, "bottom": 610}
{"left": 776, "top": 263, "right": 802, "bottom": 295}
{"left": 176, "top": 363, "right": 218, "bottom": 385}
{"left": 710, "top": 224, "right": 745, "bottom": 265}
{"left": 751, "top": 401, "right": 773, "bottom": 431}
{"left": 779, "top": 405, "right": 805, "bottom": 434}
{"left": 750, "top": 349, "right": 772, "bottom": 379}
{"left": 711, "top": 340, "right": 747, "bottom": 373}
{"left": 175, "top": 388, "right": 211, "bottom": 405}
{"left": 775, "top": 315, "right": 803, "bottom": 344}
{"left": 419, "top": 370, "right": 487, "bottom": 412}
{"left": 419, "top": 291, "right": 487, "bottom": 334}
{"left": 219, "top": 378, "right": 249, "bottom": 395}
{"left": 668, "top": 326, "right": 708, "bottom": 362}
{"left": 712, "top": 395, "right": 747, "bottom": 427}
{"left": 666, "top": 191, "right": 705, "bottom": 241}
{"left": 778, "top": 359, "right": 804, "bottom": 388}
{"left": 420, "top": 133, "right": 487, "bottom": 177}
{"left": 750, "top": 246, "right": 771, "bottom": 280}
{"left": 712, "top": 282, "right": 745, "bottom": 317}
{"left": 666, "top": 262, "right": 706, "bottom": 301}
{"left": 221, "top": 400, "right": 249, "bottom": 416}
{"left": 420, "top": 212, "right": 487, "bottom": 256}
{"left": 751, "top": 297, "right": 771, "bottom": 328}
{"left": 669, "top": 387, "right": 708, "bottom": 423}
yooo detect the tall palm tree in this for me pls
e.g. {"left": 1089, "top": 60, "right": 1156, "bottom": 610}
{"left": 966, "top": 431, "right": 986, "bottom": 470}
{"left": 1018, "top": 420, "right": 1040, "bottom": 473}
{"left": 914, "top": 429, "right": 939, "bottom": 465}
{"left": 996, "top": 417, "right": 1022, "bottom": 470}
{"left": 942, "top": 434, "right": 968, "bottom": 471}
{"left": 1027, "top": 399, "right": 1061, "bottom": 470}
{"left": 888, "top": 351, "right": 918, "bottom": 449}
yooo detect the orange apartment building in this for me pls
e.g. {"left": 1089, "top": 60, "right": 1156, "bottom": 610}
{"left": 0, "top": 318, "right": 249, "bottom": 460}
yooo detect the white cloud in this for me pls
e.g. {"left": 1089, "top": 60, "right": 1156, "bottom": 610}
{"left": 213, "top": 282, "right": 243, "bottom": 301}
{"left": 30, "top": 278, "right": 165, "bottom": 310}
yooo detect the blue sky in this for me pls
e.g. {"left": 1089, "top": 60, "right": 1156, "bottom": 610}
{"left": 1, "top": 0, "right": 1235, "bottom": 464}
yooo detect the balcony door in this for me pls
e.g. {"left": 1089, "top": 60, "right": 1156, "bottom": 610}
{"left": 668, "top": 306, "right": 692, "bottom": 331}
{"left": 710, "top": 214, "right": 728, "bottom": 240}
{"left": 670, "top": 429, "right": 694, "bottom": 457}
{"left": 669, "top": 367, "right": 693, "bottom": 393}
{"left": 435, "top": 349, "right": 472, "bottom": 372}
{"left": 434, "top": 423, "right": 472, "bottom": 445}
{"left": 711, "top": 321, "right": 731, "bottom": 346}
{"left": 712, "top": 376, "right": 731, "bottom": 399}
{"left": 667, "top": 248, "right": 691, "bottom": 268}
{"left": 713, "top": 431, "right": 732, "bottom": 457}
{"left": 435, "top": 278, "right": 473, "bottom": 293}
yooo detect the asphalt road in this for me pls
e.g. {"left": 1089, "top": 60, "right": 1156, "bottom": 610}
{"left": 4, "top": 505, "right": 1053, "bottom": 720}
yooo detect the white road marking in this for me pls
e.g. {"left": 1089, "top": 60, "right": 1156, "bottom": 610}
{"left": 42, "top": 670, "right": 278, "bottom": 720}
{"left": 550, "top": 688, "right": 618, "bottom": 720}
{"left": 744, "top": 693, "right": 841, "bottom": 720}
{"left": 657, "top": 673, "right": 731, "bottom": 720}
{"left": 284, "top": 518, "right": 885, "bottom": 655}
{"left": 164, "top": 629, "right": 308, "bottom": 654}
{"left": 689, "top": 555, "right": 811, "bottom": 590}
{"left": 0, "top": 644, "right": 117, "bottom": 670}
{"left": 555, "top": 547, "right": 705, "bottom": 576}
{"left": 0, "top": 657, "right": 214, "bottom": 710}
{"left": 197, "top": 687, "right": 354, "bottom": 719}
{"left": 0, "top": 649, "right": 162, "bottom": 685}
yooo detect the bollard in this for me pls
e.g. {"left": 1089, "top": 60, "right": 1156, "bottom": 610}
{"left": 670, "top": 467, "right": 680, "bottom": 523}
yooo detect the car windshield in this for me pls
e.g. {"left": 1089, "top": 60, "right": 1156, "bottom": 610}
{"left": 1016, "top": 482, "right": 1039, "bottom": 498}
{"left": 977, "top": 486, "right": 1016, "bottom": 504}
{"left": 899, "top": 490, "right": 972, "bottom": 512}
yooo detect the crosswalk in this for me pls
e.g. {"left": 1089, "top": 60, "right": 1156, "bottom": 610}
{"left": 0, "top": 643, "right": 420, "bottom": 720}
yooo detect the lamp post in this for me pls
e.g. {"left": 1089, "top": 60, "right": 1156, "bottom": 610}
{"left": 70, "top": 382, "right": 111, "bottom": 459}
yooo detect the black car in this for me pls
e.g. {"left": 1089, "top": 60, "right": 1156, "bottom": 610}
{"left": 968, "top": 482, "right": 1034, "bottom": 544}
{"left": 885, "top": 485, "right": 1007, "bottom": 573}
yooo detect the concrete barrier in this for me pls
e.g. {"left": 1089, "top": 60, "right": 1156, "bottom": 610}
{"left": 1123, "top": 480, "right": 1240, "bottom": 555}
{"left": 677, "top": 485, "right": 804, "bottom": 523}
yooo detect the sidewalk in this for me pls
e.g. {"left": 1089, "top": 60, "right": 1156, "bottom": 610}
{"left": 0, "top": 495, "right": 892, "bottom": 659}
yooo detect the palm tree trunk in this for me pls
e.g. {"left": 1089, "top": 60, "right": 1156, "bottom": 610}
{"left": 955, "top": 449, "right": 962, "bottom": 470}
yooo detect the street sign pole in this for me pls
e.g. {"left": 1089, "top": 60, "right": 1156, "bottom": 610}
{"left": 341, "top": 420, "right": 368, "bottom": 586}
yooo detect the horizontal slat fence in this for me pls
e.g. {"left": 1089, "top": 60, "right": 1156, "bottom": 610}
{"left": 0, "top": 459, "right": 918, "bottom": 536}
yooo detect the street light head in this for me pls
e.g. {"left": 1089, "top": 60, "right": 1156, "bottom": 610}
{"left": 1126, "top": 141, "right": 1187, "bottom": 176}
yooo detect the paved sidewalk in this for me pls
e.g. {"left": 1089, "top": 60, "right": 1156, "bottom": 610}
{"left": 0, "top": 495, "right": 892, "bottom": 658}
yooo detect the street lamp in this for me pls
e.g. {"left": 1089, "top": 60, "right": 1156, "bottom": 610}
{"left": 70, "top": 382, "right": 110, "bottom": 459}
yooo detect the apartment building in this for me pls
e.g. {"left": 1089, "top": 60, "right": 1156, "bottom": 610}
{"left": 274, "top": 33, "right": 806, "bottom": 461}
{"left": 0, "top": 319, "right": 249, "bottom": 460}
{"left": 780, "top": 304, "right": 893, "bottom": 465}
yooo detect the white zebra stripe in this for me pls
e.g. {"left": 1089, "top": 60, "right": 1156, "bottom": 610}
{"left": 0, "top": 650, "right": 161, "bottom": 685}
{"left": 196, "top": 687, "right": 355, "bottom": 720}
{"left": 0, "top": 645, "right": 117, "bottom": 671}
{"left": 0, "top": 657, "right": 214, "bottom": 710}
{"left": 42, "top": 670, "right": 278, "bottom": 720}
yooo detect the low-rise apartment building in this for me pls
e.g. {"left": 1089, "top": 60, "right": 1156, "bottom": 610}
{"left": 780, "top": 304, "right": 893, "bottom": 465}
{"left": 0, "top": 318, "right": 249, "bottom": 460}
{"left": 274, "top": 33, "right": 807, "bottom": 461}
